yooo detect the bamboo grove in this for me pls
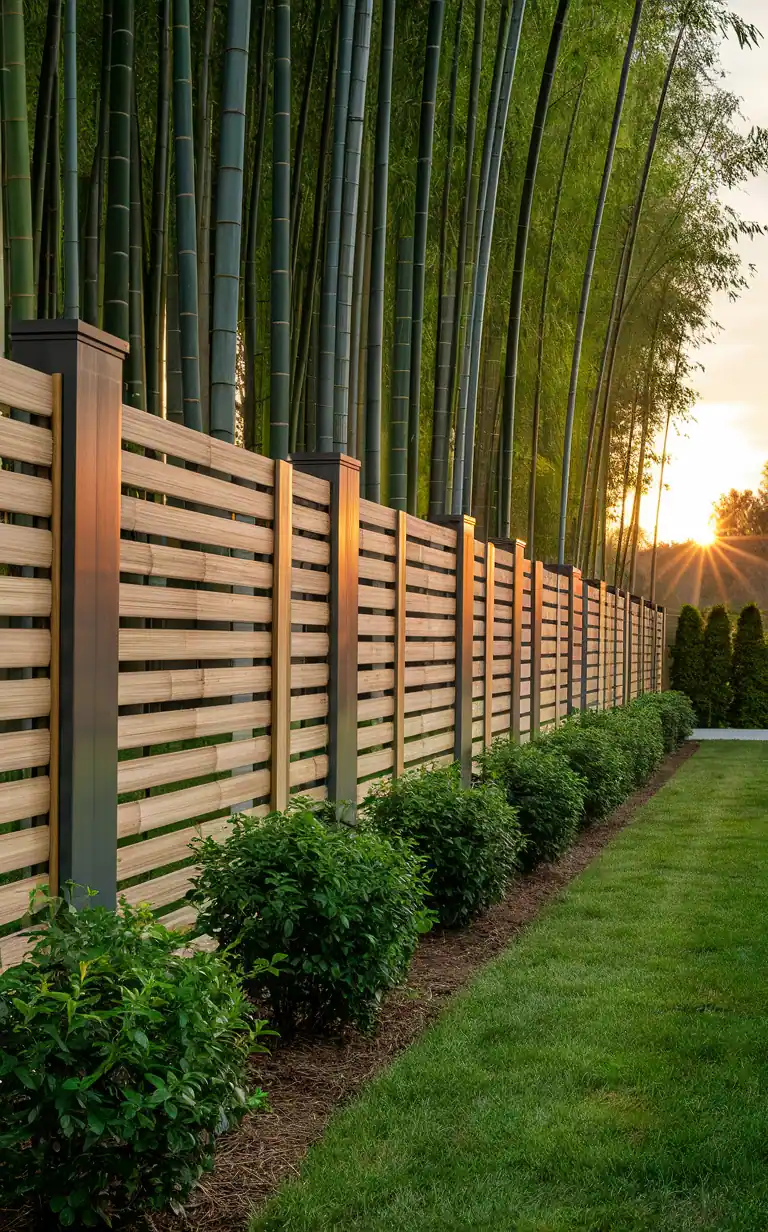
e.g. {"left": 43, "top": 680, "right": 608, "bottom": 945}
{"left": 2, "top": 0, "right": 767, "bottom": 577}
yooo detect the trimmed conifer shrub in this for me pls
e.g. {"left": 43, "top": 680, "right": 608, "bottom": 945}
{"left": 670, "top": 604, "right": 705, "bottom": 719}
{"left": 730, "top": 603, "right": 768, "bottom": 729}
{"left": 701, "top": 605, "right": 732, "bottom": 727}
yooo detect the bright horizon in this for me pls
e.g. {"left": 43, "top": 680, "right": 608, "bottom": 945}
{"left": 639, "top": 0, "right": 768, "bottom": 547}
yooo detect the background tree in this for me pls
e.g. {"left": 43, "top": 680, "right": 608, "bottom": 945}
{"left": 701, "top": 604, "right": 732, "bottom": 727}
{"left": 670, "top": 603, "right": 705, "bottom": 717}
{"left": 730, "top": 603, "right": 768, "bottom": 729}
{"left": 713, "top": 464, "right": 768, "bottom": 536}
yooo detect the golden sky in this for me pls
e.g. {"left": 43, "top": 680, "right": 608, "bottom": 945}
{"left": 640, "top": 0, "right": 768, "bottom": 545}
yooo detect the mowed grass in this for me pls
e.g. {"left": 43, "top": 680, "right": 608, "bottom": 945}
{"left": 252, "top": 743, "right": 768, "bottom": 1232}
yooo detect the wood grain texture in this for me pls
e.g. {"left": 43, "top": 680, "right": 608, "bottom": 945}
{"left": 120, "top": 538, "right": 273, "bottom": 590}
{"left": 0, "top": 777, "right": 50, "bottom": 826}
{"left": 0, "top": 469, "right": 52, "bottom": 517}
{"left": 0, "top": 875, "right": 48, "bottom": 927}
{"left": 0, "top": 729, "right": 50, "bottom": 774}
{"left": 119, "top": 582, "right": 272, "bottom": 623}
{"left": 0, "top": 523, "right": 52, "bottom": 568}
{"left": 0, "top": 825, "right": 50, "bottom": 874}
{"left": 118, "top": 767, "right": 271, "bottom": 837}
{"left": 118, "top": 666, "right": 271, "bottom": 706}
{"left": 119, "top": 629, "right": 272, "bottom": 662}
{"left": 0, "top": 356, "right": 54, "bottom": 414}
{"left": 0, "top": 414, "right": 53, "bottom": 465}
{"left": 121, "top": 404, "right": 274, "bottom": 486}
{"left": 118, "top": 734, "right": 271, "bottom": 794}
{"left": 121, "top": 450, "right": 273, "bottom": 521}
{"left": 121, "top": 495, "right": 273, "bottom": 556}
{"left": 118, "top": 698, "right": 271, "bottom": 749}
{"left": 0, "top": 576, "right": 51, "bottom": 617}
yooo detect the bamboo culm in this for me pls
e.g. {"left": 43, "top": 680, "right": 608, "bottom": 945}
{"left": 210, "top": 0, "right": 252, "bottom": 443}
{"left": 103, "top": 0, "right": 134, "bottom": 345}
{"left": 499, "top": 0, "right": 570, "bottom": 538}
{"left": 2, "top": 0, "right": 35, "bottom": 321}
{"left": 459, "top": 0, "right": 527, "bottom": 517}
{"left": 390, "top": 236, "right": 413, "bottom": 510}
{"left": 557, "top": 0, "right": 645, "bottom": 564}
{"left": 63, "top": 0, "right": 79, "bottom": 320}
{"left": 145, "top": 0, "right": 171, "bottom": 416}
{"left": 317, "top": 0, "right": 355, "bottom": 448}
{"left": 364, "top": 0, "right": 395, "bottom": 501}
{"left": 171, "top": 0, "right": 202, "bottom": 430}
{"left": 527, "top": 74, "right": 584, "bottom": 561}
{"left": 333, "top": 0, "right": 373, "bottom": 451}
{"left": 407, "top": 0, "right": 446, "bottom": 515}
{"left": 270, "top": 0, "right": 291, "bottom": 458}
{"left": 428, "top": 0, "right": 463, "bottom": 519}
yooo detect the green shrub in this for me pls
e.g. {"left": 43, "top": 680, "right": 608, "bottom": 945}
{"left": 670, "top": 603, "right": 705, "bottom": 719}
{"left": 632, "top": 691, "right": 696, "bottom": 752}
{"left": 190, "top": 802, "right": 432, "bottom": 1033}
{"left": 479, "top": 740, "right": 585, "bottom": 869}
{"left": 579, "top": 704, "right": 664, "bottom": 789}
{"left": 730, "top": 603, "right": 768, "bottom": 728}
{"left": 547, "top": 719, "right": 631, "bottom": 823}
{"left": 0, "top": 894, "right": 267, "bottom": 1230}
{"left": 364, "top": 764, "right": 524, "bottom": 927}
{"left": 701, "top": 605, "right": 732, "bottom": 727}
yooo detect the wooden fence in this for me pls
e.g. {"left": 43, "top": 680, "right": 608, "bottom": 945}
{"left": 0, "top": 322, "right": 665, "bottom": 966}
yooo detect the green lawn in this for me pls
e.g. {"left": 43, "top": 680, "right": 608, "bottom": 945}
{"left": 252, "top": 743, "right": 768, "bottom": 1232}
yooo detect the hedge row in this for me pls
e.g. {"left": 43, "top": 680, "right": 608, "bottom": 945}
{"left": 0, "top": 692, "right": 693, "bottom": 1229}
{"left": 671, "top": 601, "right": 768, "bottom": 728}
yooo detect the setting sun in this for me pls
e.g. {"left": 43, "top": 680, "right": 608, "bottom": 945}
{"left": 695, "top": 525, "right": 717, "bottom": 548}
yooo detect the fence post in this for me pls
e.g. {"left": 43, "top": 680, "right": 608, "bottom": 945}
{"left": 483, "top": 540, "right": 495, "bottom": 749}
{"left": 11, "top": 320, "right": 127, "bottom": 907}
{"left": 270, "top": 460, "right": 292, "bottom": 812}
{"left": 581, "top": 578, "right": 590, "bottom": 711}
{"left": 291, "top": 453, "right": 360, "bottom": 805}
{"left": 623, "top": 589, "right": 632, "bottom": 703}
{"left": 531, "top": 560, "right": 543, "bottom": 735}
{"left": 436, "top": 514, "right": 475, "bottom": 784}
{"left": 596, "top": 580, "right": 606, "bottom": 710}
{"left": 393, "top": 510, "right": 407, "bottom": 779}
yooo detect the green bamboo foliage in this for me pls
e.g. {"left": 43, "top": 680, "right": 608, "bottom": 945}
{"left": 210, "top": 0, "right": 252, "bottom": 443}
{"left": 364, "top": 0, "right": 395, "bottom": 501}
{"left": 2, "top": 0, "right": 35, "bottom": 321}
{"left": 318, "top": 0, "right": 355, "bottom": 448}
{"left": 459, "top": 0, "right": 527, "bottom": 516}
{"left": 270, "top": 0, "right": 291, "bottom": 458}
{"left": 83, "top": 0, "right": 111, "bottom": 327}
{"left": 145, "top": 0, "right": 171, "bottom": 415}
{"left": 407, "top": 0, "right": 445, "bottom": 515}
{"left": 63, "top": 0, "right": 78, "bottom": 320}
{"left": 527, "top": 74, "right": 584, "bottom": 561}
{"left": 557, "top": 0, "right": 645, "bottom": 564}
{"left": 390, "top": 236, "right": 413, "bottom": 510}
{"left": 333, "top": 0, "right": 373, "bottom": 451}
{"left": 103, "top": 0, "right": 134, "bottom": 344}
{"left": 171, "top": 0, "right": 201, "bottom": 430}
{"left": 499, "top": 0, "right": 570, "bottom": 539}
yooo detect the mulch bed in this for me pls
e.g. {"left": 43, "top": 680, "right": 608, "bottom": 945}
{"left": 0, "top": 743, "right": 697, "bottom": 1232}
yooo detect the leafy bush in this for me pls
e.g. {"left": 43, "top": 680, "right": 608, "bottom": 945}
{"left": 701, "top": 605, "right": 732, "bottom": 727}
{"left": 730, "top": 603, "right": 768, "bottom": 728}
{"left": 547, "top": 719, "right": 630, "bottom": 823}
{"left": 670, "top": 603, "right": 705, "bottom": 719}
{"left": 479, "top": 740, "right": 585, "bottom": 869}
{"left": 578, "top": 703, "right": 664, "bottom": 789}
{"left": 632, "top": 691, "right": 696, "bottom": 752}
{"left": 364, "top": 764, "right": 524, "bottom": 927}
{"left": 0, "top": 894, "right": 267, "bottom": 1230}
{"left": 190, "top": 802, "right": 432, "bottom": 1033}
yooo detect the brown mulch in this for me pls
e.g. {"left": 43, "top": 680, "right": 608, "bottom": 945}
{"left": 0, "top": 743, "right": 697, "bottom": 1232}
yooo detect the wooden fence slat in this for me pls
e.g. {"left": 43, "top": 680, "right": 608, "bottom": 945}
{"left": 121, "top": 403, "right": 274, "bottom": 486}
{"left": 119, "top": 539, "right": 273, "bottom": 590}
{"left": 0, "top": 876, "right": 48, "bottom": 927}
{"left": 0, "top": 356, "right": 54, "bottom": 414}
{"left": 0, "top": 576, "right": 51, "bottom": 617}
{"left": 121, "top": 494, "right": 273, "bottom": 556}
{"left": 118, "top": 698, "right": 271, "bottom": 749}
{"left": 118, "top": 734, "right": 271, "bottom": 794}
{"left": 0, "top": 729, "right": 50, "bottom": 774}
{"left": 0, "top": 826, "right": 50, "bottom": 875}
{"left": 119, "top": 628, "right": 272, "bottom": 662}
{"left": 0, "top": 414, "right": 53, "bottom": 465}
{"left": 118, "top": 767, "right": 272, "bottom": 838}
{"left": 0, "top": 469, "right": 52, "bottom": 517}
{"left": 0, "top": 523, "right": 53, "bottom": 568}
{"left": 119, "top": 582, "right": 272, "bottom": 623}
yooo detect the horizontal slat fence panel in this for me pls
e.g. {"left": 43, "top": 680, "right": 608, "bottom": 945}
{"left": 117, "top": 409, "right": 277, "bottom": 926}
{"left": 0, "top": 347, "right": 665, "bottom": 968}
{"left": 0, "top": 370, "right": 56, "bottom": 961}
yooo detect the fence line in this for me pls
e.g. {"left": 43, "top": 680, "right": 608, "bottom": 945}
{"left": 0, "top": 323, "right": 666, "bottom": 966}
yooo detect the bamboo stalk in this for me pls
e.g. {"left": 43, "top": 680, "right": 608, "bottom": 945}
{"left": 270, "top": 0, "right": 291, "bottom": 458}
{"left": 389, "top": 236, "right": 413, "bottom": 510}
